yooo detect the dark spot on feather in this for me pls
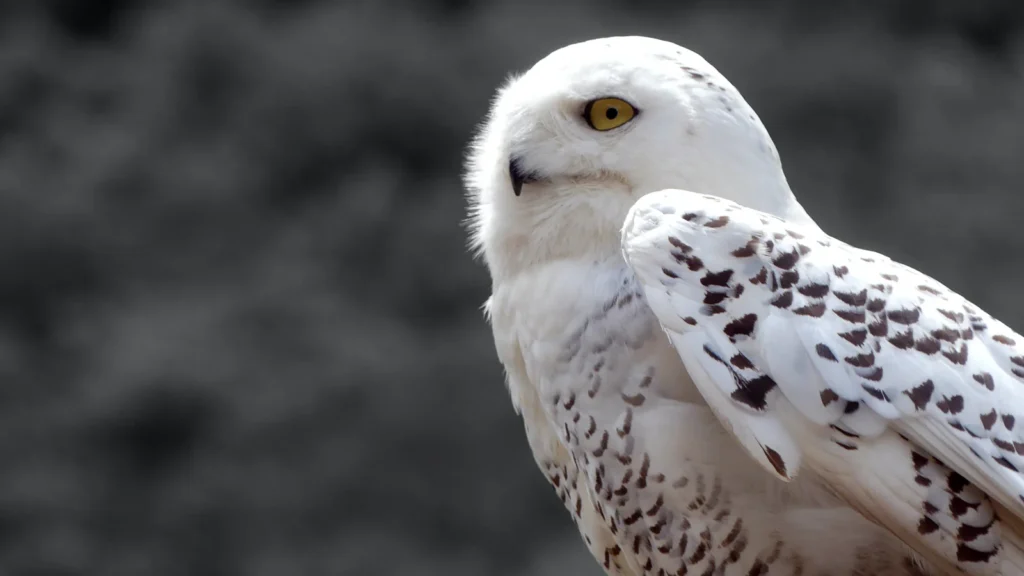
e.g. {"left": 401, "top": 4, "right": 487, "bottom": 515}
{"left": 918, "top": 285, "right": 942, "bottom": 295}
{"left": 816, "top": 343, "right": 837, "bottom": 361}
{"left": 917, "top": 517, "right": 939, "bottom": 535}
{"left": 845, "top": 352, "right": 875, "bottom": 368}
{"left": 747, "top": 560, "right": 769, "bottom": 576}
{"left": 880, "top": 273, "right": 898, "bottom": 281}
{"left": 888, "top": 330, "right": 914, "bottom": 349}
{"left": 593, "top": 430, "right": 609, "bottom": 457}
{"left": 962, "top": 328, "right": 974, "bottom": 340}
{"left": 703, "top": 344, "right": 725, "bottom": 364}
{"left": 793, "top": 302, "right": 826, "bottom": 317}
{"left": 731, "top": 375, "right": 776, "bottom": 411}
{"left": 704, "top": 215, "right": 729, "bottom": 228}
{"left": 797, "top": 244, "right": 811, "bottom": 255}
{"left": 844, "top": 401, "right": 860, "bottom": 414}
{"left": 1012, "top": 356, "right": 1024, "bottom": 368}
{"left": 994, "top": 438, "right": 1014, "bottom": 452}
{"left": 702, "top": 304, "right": 727, "bottom": 316}
{"left": 973, "top": 372, "right": 994, "bottom": 391}
{"left": 936, "top": 395, "right": 964, "bottom": 415}
{"left": 904, "top": 380, "right": 934, "bottom": 410}
{"left": 995, "top": 456, "right": 1019, "bottom": 472}
{"left": 1003, "top": 414, "right": 1016, "bottom": 430}
{"left": 682, "top": 67, "right": 706, "bottom": 80}
{"left": 761, "top": 445, "right": 788, "bottom": 478}
{"left": 911, "top": 451, "right": 928, "bottom": 471}
{"left": 670, "top": 250, "right": 690, "bottom": 263}
{"left": 888, "top": 308, "right": 921, "bottom": 325}
{"left": 704, "top": 292, "right": 728, "bottom": 305}
{"left": 771, "top": 291, "right": 793, "bottom": 309}
{"left": 668, "top": 236, "right": 692, "bottom": 253}
{"left": 834, "top": 309, "right": 866, "bottom": 324}
{"left": 798, "top": 283, "right": 830, "bottom": 298}
{"left": 724, "top": 314, "right": 758, "bottom": 339}
{"left": 864, "top": 301, "right": 888, "bottom": 317}
{"left": 772, "top": 250, "right": 800, "bottom": 270}
{"left": 948, "top": 472, "right": 968, "bottom": 493}
{"left": 684, "top": 316, "right": 697, "bottom": 326}
{"left": 750, "top": 267, "right": 768, "bottom": 285}
{"left": 938, "top": 309, "right": 965, "bottom": 323}
{"left": 721, "top": 518, "right": 744, "bottom": 548}
{"left": 622, "top": 392, "right": 646, "bottom": 407}
{"left": 830, "top": 424, "right": 859, "bottom": 438}
{"left": 835, "top": 289, "right": 867, "bottom": 307}
{"left": 859, "top": 366, "right": 884, "bottom": 381}
{"left": 956, "top": 543, "right": 997, "bottom": 564}
{"left": 702, "top": 269, "right": 733, "bottom": 287}
{"left": 731, "top": 239, "right": 759, "bottom": 258}
{"left": 563, "top": 392, "right": 576, "bottom": 410}
{"left": 862, "top": 385, "right": 889, "bottom": 401}
{"left": 779, "top": 271, "right": 799, "bottom": 289}
{"left": 637, "top": 453, "right": 650, "bottom": 487}
{"left": 623, "top": 509, "right": 643, "bottom": 525}
{"left": 645, "top": 495, "right": 664, "bottom": 517}
{"left": 958, "top": 522, "right": 990, "bottom": 543}
{"left": 914, "top": 337, "right": 941, "bottom": 355}
{"left": 981, "top": 409, "right": 998, "bottom": 431}
{"left": 730, "top": 353, "right": 755, "bottom": 370}
{"left": 931, "top": 328, "right": 960, "bottom": 343}
{"left": 820, "top": 389, "right": 840, "bottom": 406}
{"left": 949, "top": 496, "right": 977, "bottom": 519}
{"left": 942, "top": 342, "right": 969, "bottom": 365}
{"left": 731, "top": 284, "right": 745, "bottom": 298}
{"left": 993, "top": 335, "right": 1015, "bottom": 346}
{"left": 868, "top": 316, "right": 889, "bottom": 337}
{"left": 834, "top": 440, "right": 857, "bottom": 450}
{"left": 682, "top": 212, "right": 699, "bottom": 221}
{"left": 840, "top": 329, "right": 868, "bottom": 346}
{"left": 662, "top": 267, "right": 679, "bottom": 279}
{"left": 833, "top": 265, "right": 849, "bottom": 278}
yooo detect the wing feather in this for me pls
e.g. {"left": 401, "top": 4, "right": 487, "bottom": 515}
{"left": 623, "top": 189, "right": 1024, "bottom": 575}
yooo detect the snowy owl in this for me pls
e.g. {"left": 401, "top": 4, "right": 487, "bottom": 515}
{"left": 465, "top": 36, "right": 1024, "bottom": 575}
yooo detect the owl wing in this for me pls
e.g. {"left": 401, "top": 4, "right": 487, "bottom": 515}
{"left": 622, "top": 189, "right": 1024, "bottom": 575}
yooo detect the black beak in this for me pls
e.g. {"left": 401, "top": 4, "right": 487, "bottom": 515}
{"left": 509, "top": 156, "right": 538, "bottom": 197}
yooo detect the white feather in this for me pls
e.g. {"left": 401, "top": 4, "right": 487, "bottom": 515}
{"left": 624, "top": 189, "right": 1024, "bottom": 575}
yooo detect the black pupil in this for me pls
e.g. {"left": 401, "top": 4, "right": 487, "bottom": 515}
{"left": 605, "top": 106, "right": 618, "bottom": 120}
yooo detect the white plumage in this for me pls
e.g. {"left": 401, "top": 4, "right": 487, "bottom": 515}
{"left": 622, "top": 191, "right": 1024, "bottom": 574}
{"left": 466, "top": 36, "right": 1023, "bottom": 575}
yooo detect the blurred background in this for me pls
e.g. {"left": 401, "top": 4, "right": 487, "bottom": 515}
{"left": 0, "top": 0, "right": 1022, "bottom": 574}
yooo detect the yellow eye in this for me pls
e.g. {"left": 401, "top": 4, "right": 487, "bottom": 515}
{"left": 584, "top": 97, "right": 637, "bottom": 131}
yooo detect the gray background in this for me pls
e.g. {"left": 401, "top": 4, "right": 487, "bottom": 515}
{"left": 0, "top": 0, "right": 1022, "bottom": 575}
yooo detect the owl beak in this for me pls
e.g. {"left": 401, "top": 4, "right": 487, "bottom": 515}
{"left": 509, "top": 156, "right": 538, "bottom": 197}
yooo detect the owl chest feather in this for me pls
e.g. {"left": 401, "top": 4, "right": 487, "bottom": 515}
{"left": 493, "top": 261, "right": 822, "bottom": 575}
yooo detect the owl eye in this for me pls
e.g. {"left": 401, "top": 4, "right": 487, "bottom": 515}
{"left": 584, "top": 97, "right": 637, "bottom": 131}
